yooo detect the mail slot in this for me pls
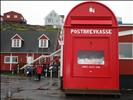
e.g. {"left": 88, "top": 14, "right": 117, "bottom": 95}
{"left": 63, "top": 2, "right": 119, "bottom": 94}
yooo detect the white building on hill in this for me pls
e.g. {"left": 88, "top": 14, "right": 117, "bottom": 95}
{"left": 44, "top": 10, "right": 64, "bottom": 28}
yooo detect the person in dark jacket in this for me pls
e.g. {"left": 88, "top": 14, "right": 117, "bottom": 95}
{"left": 26, "top": 66, "right": 33, "bottom": 77}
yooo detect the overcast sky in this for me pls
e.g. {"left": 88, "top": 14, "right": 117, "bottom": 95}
{"left": 1, "top": 1, "right": 133, "bottom": 25}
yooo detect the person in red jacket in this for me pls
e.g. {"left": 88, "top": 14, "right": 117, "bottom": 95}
{"left": 36, "top": 65, "right": 43, "bottom": 81}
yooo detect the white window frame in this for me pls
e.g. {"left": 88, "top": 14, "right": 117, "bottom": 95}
{"left": 7, "top": 15, "right": 10, "bottom": 18}
{"left": 4, "top": 56, "right": 18, "bottom": 64}
{"left": 14, "top": 15, "right": 18, "bottom": 18}
{"left": 119, "top": 43, "right": 133, "bottom": 60}
{"left": 12, "top": 39, "right": 22, "bottom": 48}
{"left": 39, "top": 39, "right": 48, "bottom": 48}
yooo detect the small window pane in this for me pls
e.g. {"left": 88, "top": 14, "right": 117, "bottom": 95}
{"left": 14, "top": 15, "right": 17, "bottom": 18}
{"left": 12, "top": 57, "right": 18, "bottom": 63}
{"left": 5, "top": 57, "right": 10, "bottom": 63}
{"left": 78, "top": 51, "right": 104, "bottom": 65}
{"left": 43, "top": 40, "right": 47, "bottom": 47}
{"left": 119, "top": 43, "right": 133, "bottom": 59}
{"left": 16, "top": 39, "right": 19, "bottom": 47}
{"left": 48, "top": 19, "right": 51, "bottom": 23}
{"left": 7, "top": 15, "right": 10, "bottom": 18}
{"left": 39, "top": 39, "right": 48, "bottom": 48}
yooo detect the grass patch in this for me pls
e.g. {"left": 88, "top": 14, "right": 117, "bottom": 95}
{"left": 1, "top": 71, "right": 17, "bottom": 76}
{"left": 1, "top": 22, "right": 60, "bottom": 32}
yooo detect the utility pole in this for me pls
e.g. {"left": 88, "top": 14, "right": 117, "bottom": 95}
{"left": 59, "top": 23, "right": 64, "bottom": 77}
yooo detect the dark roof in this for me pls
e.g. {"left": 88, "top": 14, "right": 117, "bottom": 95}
{"left": 1, "top": 29, "right": 59, "bottom": 54}
{"left": 4, "top": 11, "right": 23, "bottom": 16}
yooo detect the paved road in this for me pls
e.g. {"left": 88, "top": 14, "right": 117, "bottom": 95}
{"left": 1, "top": 75, "right": 133, "bottom": 100}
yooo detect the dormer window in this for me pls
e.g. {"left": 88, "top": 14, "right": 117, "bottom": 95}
{"left": 39, "top": 39, "right": 48, "bottom": 48}
{"left": 12, "top": 39, "right": 22, "bottom": 48}
{"left": 38, "top": 34, "right": 49, "bottom": 48}
{"left": 11, "top": 34, "right": 23, "bottom": 48}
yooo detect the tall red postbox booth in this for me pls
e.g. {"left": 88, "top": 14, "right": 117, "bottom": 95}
{"left": 63, "top": 2, "right": 119, "bottom": 94}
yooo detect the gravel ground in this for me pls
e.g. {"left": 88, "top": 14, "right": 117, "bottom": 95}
{"left": 1, "top": 75, "right": 133, "bottom": 100}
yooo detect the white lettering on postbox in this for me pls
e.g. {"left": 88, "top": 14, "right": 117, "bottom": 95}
{"left": 71, "top": 29, "right": 112, "bottom": 35}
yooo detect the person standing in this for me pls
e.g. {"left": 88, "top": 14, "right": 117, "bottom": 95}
{"left": 36, "top": 65, "right": 43, "bottom": 81}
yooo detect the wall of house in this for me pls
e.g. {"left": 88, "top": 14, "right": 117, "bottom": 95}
{"left": 119, "top": 59, "right": 133, "bottom": 75}
{"left": 1, "top": 53, "right": 27, "bottom": 71}
{"left": 1, "top": 53, "right": 59, "bottom": 71}
{"left": 119, "top": 34, "right": 133, "bottom": 75}
{"left": 1, "top": 53, "right": 11, "bottom": 71}
{"left": 119, "top": 34, "right": 133, "bottom": 42}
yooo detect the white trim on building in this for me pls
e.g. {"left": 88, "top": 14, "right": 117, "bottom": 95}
{"left": 119, "top": 30, "right": 133, "bottom": 36}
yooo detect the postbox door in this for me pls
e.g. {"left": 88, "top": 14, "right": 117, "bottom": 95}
{"left": 72, "top": 37, "right": 110, "bottom": 77}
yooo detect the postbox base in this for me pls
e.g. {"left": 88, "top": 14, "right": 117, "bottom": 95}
{"left": 63, "top": 89, "right": 121, "bottom": 95}
{"left": 120, "top": 75, "right": 133, "bottom": 90}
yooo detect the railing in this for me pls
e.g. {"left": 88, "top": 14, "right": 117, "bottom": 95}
{"left": 20, "top": 49, "right": 61, "bottom": 70}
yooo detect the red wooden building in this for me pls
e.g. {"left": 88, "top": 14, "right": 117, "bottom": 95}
{"left": 1, "top": 29, "right": 60, "bottom": 71}
{"left": 118, "top": 24, "right": 133, "bottom": 90}
{"left": 1, "top": 11, "right": 26, "bottom": 23}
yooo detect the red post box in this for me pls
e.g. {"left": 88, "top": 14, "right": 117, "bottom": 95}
{"left": 63, "top": 2, "right": 119, "bottom": 94}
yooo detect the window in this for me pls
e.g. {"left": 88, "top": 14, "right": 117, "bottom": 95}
{"left": 4, "top": 56, "right": 18, "bottom": 63}
{"left": 88, "top": 6, "right": 95, "bottom": 13}
{"left": 119, "top": 43, "right": 133, "bottom": 59}
{"left": 39, "top": 39, "right": 48, "bottom": 48}
{"left": 54, "top": 13, "right": 56, "bottom": 17}
{"left": 48, "top": 19, "right": 51, "bottom": 23}
{"left": 50, "top": 13, "right": 53, "bottom": 16}
{"left": 77, "top": 51, "right": 104, "bottom": 65}
{"left": 56, "top": 20, "right": 58, "bottom": 23}
{"left": 21, "top": 17, "right": 24, "bottom": 20}
{"left": 14, "top": 15, "right": 18, "bottom": 18}
{"left": 1, "top": 17, "right": 3, "bottom": 21}
{"left": 27, "top": 56, "right": 34, "bottom": 64}
{"left": 7, "top": 15, "right": 10, "bottom": 18}
{"left": 48, "top": 18, "right": 53, "bottom": 23}
{"left": 12, "top": 39, "right": 22, "bottom": 48}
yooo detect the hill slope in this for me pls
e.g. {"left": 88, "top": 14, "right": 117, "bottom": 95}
{"left": 1, "top": 22, "right": 60, "bottom": 32}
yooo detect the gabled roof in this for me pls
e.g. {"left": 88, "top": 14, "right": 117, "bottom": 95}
{"left": 45, "top": 10, "right": 58, "bottom": 19}
{"left": 38, "top": 34, "right": 49, "bottom": 40}
{"left": 1, "top": 29, "right": 59, "bottom": 53}
{"left": 4, "top": 11, "right": 22, "bottom": 16}
{"left": 11, "top": 34, "right": 23, "bottom": 40}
